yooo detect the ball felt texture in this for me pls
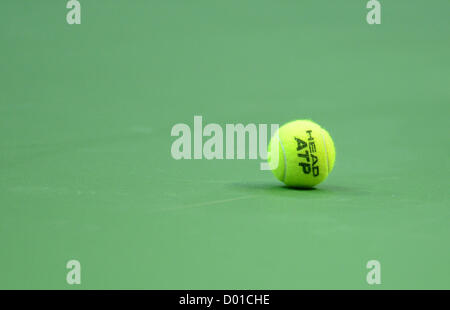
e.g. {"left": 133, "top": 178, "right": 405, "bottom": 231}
{"left": 268, "top": 120, "right": 336, "bottom": 188}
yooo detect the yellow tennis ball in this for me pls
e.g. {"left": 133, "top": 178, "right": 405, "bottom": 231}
{"left": 268, "top": 120, "right": 336, "bottom": 188}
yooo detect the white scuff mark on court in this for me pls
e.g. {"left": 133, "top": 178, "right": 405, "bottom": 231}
{"left": 159, "top": 178, "right": 235, "bottom": 184}
{"left": 161, "top": 195, "right": 256, "bottom": 212}
{"left": 7, "top": 186, "right": 105, "bottom": 196}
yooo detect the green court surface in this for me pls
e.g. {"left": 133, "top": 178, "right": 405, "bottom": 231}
{"left": 1, "top": 1, "right": 449, "bottom": 289}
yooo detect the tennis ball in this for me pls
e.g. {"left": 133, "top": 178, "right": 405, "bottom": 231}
{"left": 268, "top": 120, "right": 335, "bottom": 188}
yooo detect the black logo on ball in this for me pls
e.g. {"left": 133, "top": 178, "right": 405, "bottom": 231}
{"left": 295, "top": 130, "right": 319, "bottom": 177}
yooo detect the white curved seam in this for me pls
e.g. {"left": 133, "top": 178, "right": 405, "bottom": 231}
{"left": 278, "top": 132, "right": 288, "bottom": 182}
